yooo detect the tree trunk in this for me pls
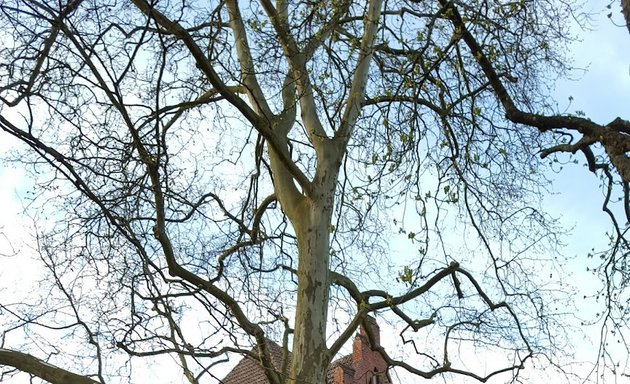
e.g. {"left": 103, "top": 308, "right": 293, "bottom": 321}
{"left": 267, "top": 132, "right": 340, "bottom": 384}
{"left": 287, "top": 195, "right": 334, "bottom": 384}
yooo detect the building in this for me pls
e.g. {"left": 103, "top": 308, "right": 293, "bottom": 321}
{"left": 221, "top": 316, "right": 389, "bottom": 384}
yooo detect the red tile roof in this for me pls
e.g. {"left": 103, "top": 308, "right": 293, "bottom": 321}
{"left": 221, "top": 340, "right": 351, "bottom": 384}
{"left": 220, "top": 341, "right": 289, "bottom": 384}
{"left": 221, "top": 344, "right": 381, "bottom": 384}
{"left": 222, "top": 317, "right": 388, "bottom": 384}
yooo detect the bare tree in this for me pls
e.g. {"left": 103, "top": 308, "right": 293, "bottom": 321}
{"left": 0, "top": 0, "right": 626, "bottom": 383}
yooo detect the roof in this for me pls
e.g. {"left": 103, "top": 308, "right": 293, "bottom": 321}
{"left": 221, "top": 341, "right": 288, "bottom": 384}
{"left": 222, "top": 316, "right": 385, "bottom": 384}
{"left": 326, "top": 354, "right": 353, "bottom": 384}
{"left": 221, "top": 341, "right": 352, "bottom": 384}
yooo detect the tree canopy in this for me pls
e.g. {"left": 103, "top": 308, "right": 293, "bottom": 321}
{"left": 0, "top": 0, "right": 629, "bottom": 383}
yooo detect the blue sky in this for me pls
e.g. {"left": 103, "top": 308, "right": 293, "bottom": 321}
{"left": 540, "top": 4, "right": 630, "bottom": 381}
{"left": 547, "top": 5, "right": 629, "bottom": 288}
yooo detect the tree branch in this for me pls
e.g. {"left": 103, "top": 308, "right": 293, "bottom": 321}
{"left": 0, "top": 349, "right": 101, "bottom": 384}
{"left": 130, "top": 0, "right": 312, "bottom": 195}
{"left": 336, "top": 0, "right": 384, "bottom": 145}
{"left": 259, "top": 0, "right": 329, "bottom": 143}
{"left": 440, "top": 0, "right": 630, "bottom": 218}
{"left": 225, "top": 0, "right": 273, "bottom": 118}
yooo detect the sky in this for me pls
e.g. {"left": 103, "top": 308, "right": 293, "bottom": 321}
{"left": 0, "top": 1, "right": 630, "bottom": 384}
{"left": 546, "top": 0, "right": 630, "bottom": 308}
{"left": 536, "top": 4, "right": 630, "bottom": 382}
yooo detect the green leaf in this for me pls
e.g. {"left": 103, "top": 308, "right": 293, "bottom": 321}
{"left": 399, "top": 266, "right": 413, "bottom": 284}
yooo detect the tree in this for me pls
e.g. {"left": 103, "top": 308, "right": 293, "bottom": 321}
{"left": 0, "top": 0, "right": 627, "bottom": 383}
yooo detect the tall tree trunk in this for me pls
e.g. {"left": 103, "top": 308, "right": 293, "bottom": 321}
{"left": 288, "top": 196, "right": 334, "bottom": 384}
{"left": 267, "top": 136, "right": 340, "bottom": 384}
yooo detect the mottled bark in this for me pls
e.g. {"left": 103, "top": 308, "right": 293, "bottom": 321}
{"left": 287, "top": 199, "right": 334, "bottom": 384}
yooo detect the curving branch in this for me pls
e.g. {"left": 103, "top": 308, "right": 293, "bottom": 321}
{"left": 225, "top": 0, "right": 273, "bottom": 118}
{"left": 335, "top": 0, "right": 383, "bottom": 146}
{"left": 0, "top": 349, "right": 101, "bottom": 384}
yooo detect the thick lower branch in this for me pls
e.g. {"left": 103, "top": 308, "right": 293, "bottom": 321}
{"left": 0, "top": 349, "right": 100, "bottom": 384}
